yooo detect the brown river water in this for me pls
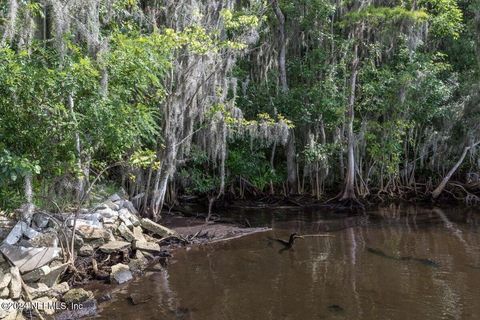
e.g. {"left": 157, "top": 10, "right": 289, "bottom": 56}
{"left": 93, "top": 205, "right": 480, "bottom": 320}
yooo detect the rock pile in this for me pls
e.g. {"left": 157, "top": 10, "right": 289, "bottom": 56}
{"left": 0, "top": 194, "right": 177, "bottom": 319}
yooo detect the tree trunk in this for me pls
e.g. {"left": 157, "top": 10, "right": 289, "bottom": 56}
{"left": 68, "top": 94, "right": 84, "bottom": 202}
{"left": 272, "top": 0, "right": 288, "bottom": 92}
{"left": 432, "top": 141, "right": 480, "bottom": 199}
{"left": 287, "top": 129, "right": 298, "bottom": 194}
{"left": 206, "top": 195, "right": 215, "bottom": 223}
{"left": 23, "top": 173, "right": 33, "bottom": 223}
{"left": 218, "top": 120, "right": 227, "bottom": 198}
{"left": 474, "top": 8, "right": 480, "bottom": 67}
{"left": 336, "top": 126, "right": 345, "bottom": 180}
{"left": 340, "top": 43, "right": 359, "bottom": 201}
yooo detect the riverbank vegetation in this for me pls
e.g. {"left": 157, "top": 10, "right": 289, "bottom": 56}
{"left": 1, "top": 0, "right": 479, "bottom": 217}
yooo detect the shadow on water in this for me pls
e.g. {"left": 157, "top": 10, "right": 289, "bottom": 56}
{"left": 93, "top": 204, "right": 480, "bottom": 320}
{"left": 367, "top": 247, "right": 441, "bottom": 268}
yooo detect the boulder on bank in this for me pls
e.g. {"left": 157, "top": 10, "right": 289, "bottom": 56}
{"left": 76, "top": 225, "right": 110, "bottom": 240}
{"left": 140, "top": 218, "right": 176, "bottom": 237}
{"left": 22, "top": 265, "right": 50, "bottom": 282}
{"left": 0, "top": 270, "right": 12, "bottom": 289}
{"left": 117, "top": 223, "right": 135, "bottom": 242}
{"left": 0, "top": 287, "right": 9, "bottom": 298}
{"left": 0, "top": 244, "right": 60, "bottom": 273}
{"left": 134, "top": 241, "right": 161, "bottom": 253}
{"left": 110, "top": 263, "right": 133, "bottom": 284}
{"left": 9, "top": 267, "right": 21, "bottom": 300}
{"left": 25, "top": 281, "right": 69, "bottom": 299}
{"left": 0, "top": 192, "right": 179, "bottom": 318}
{"left": 79, "top": 244, "right": 94, "bottom": 257}
{"left": 99, "top": 241, "right": 130, "bottom": 253}
{"left": 62, "top": 288, "right": 93, "bottom": 304}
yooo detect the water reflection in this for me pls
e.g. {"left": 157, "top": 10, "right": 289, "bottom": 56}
{"left": 94, "top": 206, "right": 480, "bottom": 320}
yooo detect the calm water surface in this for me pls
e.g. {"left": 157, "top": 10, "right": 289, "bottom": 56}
{"left": 95, "top": 205, "right": 480, "bottom": 320}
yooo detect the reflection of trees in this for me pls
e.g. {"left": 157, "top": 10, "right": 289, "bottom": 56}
{"left": 159, "top": 206, "right": 480, "bottom": 319}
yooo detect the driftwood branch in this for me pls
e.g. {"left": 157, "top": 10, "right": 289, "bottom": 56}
{"left": 432, "top": 141, "right": 480, "bottom": 199}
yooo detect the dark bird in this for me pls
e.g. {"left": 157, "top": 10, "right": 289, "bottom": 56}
{"left": 271, "top": 233, "right": 304, "bottom": 249}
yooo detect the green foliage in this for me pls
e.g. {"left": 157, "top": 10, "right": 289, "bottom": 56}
{"left": 341, "top": 6, "right": 429, "bottom": 27}
{"left": 304, "top": 141, "right": 338, "bottom": 165}
{"left": 0, "top": 150, "right": 40, "bottom": 184}
{"left": 419, "top": 0, "right": 463, "bottom": 38}
{"left": 0, "top": 0, "right": 477, "bottom": 207}
{"left": 221, "top": 9, "right": 260, "bottom": 30}
{"left": 179, "top": 147, "right": 219, "bottom": 195}
{"left": 129, "top": 149, "right": 159, "bottom": 170}
{"left": 227, "top": 143, "right": 284, "bottom": 191}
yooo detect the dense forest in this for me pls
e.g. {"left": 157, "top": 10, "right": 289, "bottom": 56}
{"left": 1, "top": 0, "right": 479, "bottom": 218}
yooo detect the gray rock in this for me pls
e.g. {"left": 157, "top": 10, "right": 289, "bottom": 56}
{"left": 3, "top": 221, "right": 40, "bottom": 242}
{"left": 140, "top": 218, "right": 176, "bottom": 237}
{"left": 95, "top": 208, "right": 118, "bottom": 219}
{"left": 66, "top": 218, "right": 102, "bottom": 228}
{"left": 0, "top": 286, "right": 9, "bottom": 298}
{"left": 75, "top": 225, "right": 110, "bottom": 240}
{"left": 22, "top": 265, "right": 50, "bottom": 282}
{"left": 62, "top": 288, "right": 93, "bottom": 304}
{"left": 139, "top": 250, "right": 155, "bottom": 260}
{"left": 128, "top": 259, "right": 148, "bottom": 273}
{"left": 25, "top": 281, "right": 69, "bottom": 299}
{"left": 24, "top": 282, "right": 49, "bottom": 299}
{"left": 41, "top": 263, "right": 68, "bottom": 287}
{"left": 16, "top": 240, "right": 32, "bottom": 248}
{"left": 0, "top": 271, "right": 11, "bottom": 289}
{"left": 108, "top": 194, "right": 122, "bottom": 202}
{"left": 132, "top": 226, "right": 146, "bottom": 242}
{"left": 117, "top": 223, "right": 135, "bottom": 242}
{"left": 134, "top": 241, "right": 161, "bottom": 253}
{"left": 28, "top": 232, "right": 58, "bottom": 247}
{"left": 113, "top": 199, "right": 124, "bottom": 208}
{"left": 79, "top": 213, "right": 102, "bottom": 222}
{"left": 122, "top": 200, "right": 138, "bottom": 215}
{"left": 106, "top": 230, "right": 116, "bottom": 242}
{"left": 3, "top": 221, "right": 26, "bottom": 245}
{"left": 0, "top": 244, "right": 60, "bottom": 273}
{"left": 129, "top": 214, "right": 140, "bottom": 227}
{"left": 103, "top": 200, "right": 120, "bottom": 211}
{"left": 110, "top": 263, "right": 133, "bottom": 284}
{"left": 0, "top": 262, "right": 8, "bottom": 274}
{"left": 102, "top": 216, "right": 118, "bottom": 224}
{"left": 27, "top": 282, "right": 74, "bottom": 299}
{"left": 99, "top": 241, "right": 130, "bottom": 253}
{"left": 58, "top": 231, "right": 83, "bottom": 249}
{"left": 53, "top": 282, "right": 70, "bottom": 295}
{"left": 32, "top": 213, "right": 50, "bottom": 229}
{"left": 22, "top": 228, "right": 40, "bottom": 240}
{"left": 9, "top": 267, "right": 21, "bottom": 299}
{"left": 79, "top": 244, "right": 94, "bottom": 257}
{"left": 134, "top": 250, "right": 147, "bottom": 261}
{"left": 118, "top": 209, "right": 134, "bottom": 229}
